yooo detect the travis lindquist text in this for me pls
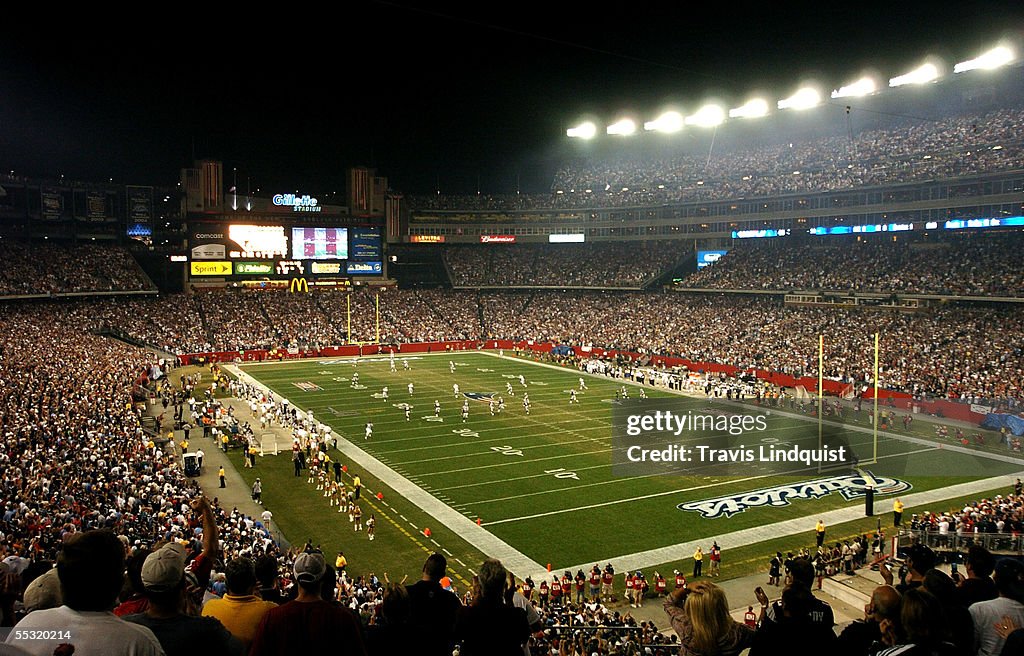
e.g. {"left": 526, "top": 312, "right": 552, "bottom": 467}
{"left": 625, "top": 444, "right": 849, "bottom": 466}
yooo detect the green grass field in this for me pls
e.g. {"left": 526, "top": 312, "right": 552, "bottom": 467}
{"left": 232, "top": 352, "right": 1023, "bottom": 584}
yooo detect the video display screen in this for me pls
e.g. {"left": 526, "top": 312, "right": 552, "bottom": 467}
{"left": 291, "top": 227, "right": 349, "bottom": 260}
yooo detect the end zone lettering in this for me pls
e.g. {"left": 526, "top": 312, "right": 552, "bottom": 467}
{"left": 678, "top": 473, "right": 912, "bottom": 519}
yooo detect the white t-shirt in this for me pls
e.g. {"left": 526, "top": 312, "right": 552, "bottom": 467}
{"left": 7, "top": 606, "right": 165, "bottom": 656}
{"left": 970, "top": 596, "right": 1024, "bottom": 656}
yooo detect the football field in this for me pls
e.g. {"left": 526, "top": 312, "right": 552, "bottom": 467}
{"left": 237, "top": 352, "right": 1024, "bottom": 574}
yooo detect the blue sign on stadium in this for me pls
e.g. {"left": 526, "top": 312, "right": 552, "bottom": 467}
{"left": 697, "top": 250, "right": 729, "bottom": 268}
{"left": 350, "top": 227, "right": 382, "bottom": 260}
{"left": 346, "top": 261, "right": 382, "bottom": 275}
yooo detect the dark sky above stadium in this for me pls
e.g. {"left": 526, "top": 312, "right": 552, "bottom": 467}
{"left": 1, "top": 2, "right": 1021, "bottom": 197}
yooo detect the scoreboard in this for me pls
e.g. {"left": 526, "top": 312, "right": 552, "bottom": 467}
{"left": 189, "top": 223, "right": 383, "bottom": 280}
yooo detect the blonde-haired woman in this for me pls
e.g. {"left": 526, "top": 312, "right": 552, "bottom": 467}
{"left": 664, "top": 580, "right": 754, "bottom": 656}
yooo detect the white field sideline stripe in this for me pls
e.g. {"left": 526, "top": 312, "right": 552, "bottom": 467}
{"left": 484, "top": 446, "right": 938, "bottom": 526}
{"left": 541, "top": 470, "right": 1024, "bottom": 584}
{"left": 227, "top": 364, "right": 545, "bottom": 578}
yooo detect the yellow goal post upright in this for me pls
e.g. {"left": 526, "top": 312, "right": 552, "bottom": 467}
{"left": 817, "top": 332, "right": 881, "bottom": 473}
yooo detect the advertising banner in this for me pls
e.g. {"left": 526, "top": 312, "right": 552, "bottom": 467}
{"left": 346, "top": 261, "right": 383, "bottom": 275}
{"left": 190, "top": 261, "right": 232, "bottom": 276}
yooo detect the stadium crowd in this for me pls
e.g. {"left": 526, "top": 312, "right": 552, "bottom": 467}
{"left": 680, "top": 234, "right": 1024, "bottom": 296}
{"left": 0, "top": 240, "right": 153, "bottom": 296}
{"left": 410, "top": 107, "right": 1024, "bottom": 210}
{"left": 2, "top": 283, "right": 1021, "bottom": 402}
{"left": 1, "top": 284, "right": 1023, "bottom": 655}
{"left": 444, "top": 242, "right": 685, "bottom": 288}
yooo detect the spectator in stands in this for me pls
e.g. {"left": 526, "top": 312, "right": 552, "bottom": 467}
{"left": 969, "top": 559, "right": 1024, "bottom": 656}
{"left": 750, "top": 557, "right": 836, "bottom": 655}
{"left": 124, "top": 542, "right": 242, "bottom": 656}
{"left": 201, "top": 557, "right": 277, "bottom": 652}
{"left": 254, "top": 554, "right": 288, "bottom": 605}
{"left": 875, "top": 588, "right": 958, "bottom": 655}
{"left": 363, "top": 582, "right": 420, "bottom": 656}
{"left": 6, "top": 529, "right": 165, "bottom": 656}
{"left": 663, "top": 580, "right": 754, "bottom": 656}
{"left": 922, "top": 569, "right": 974, "bottom": 655}
{"left": 954, "top": 545, "right": 998, "bottom": 608}
{"left": 454, "top": 558, "right": 529, "bottom": 656}
{"left": 114, "top": 548, "right": 152, "bottom": 617}
{"left": 406, "top": 553, "right": 462, "bottom": 656}
{"left": 835, "top": 584, "right": 900, "bottom": 656}
{"left": 249, "top": 551, "right": 366, "bottom": 656}
{"left": 881, "top": 543, "right": 935, "bottom": 593}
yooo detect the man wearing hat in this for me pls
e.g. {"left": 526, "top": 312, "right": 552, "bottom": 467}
{"left": 7, "top": 529, "right": 164, "bottom": 656}
{"left": 250, "top": 551, "right": 366, "bottom": 656}
{"left": 124, "top": 542, "right": 242, "bottom": 656}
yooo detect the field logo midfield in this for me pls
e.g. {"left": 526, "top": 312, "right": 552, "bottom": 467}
{"left": 678, "top": 473, "right": 912, "bottom": 519}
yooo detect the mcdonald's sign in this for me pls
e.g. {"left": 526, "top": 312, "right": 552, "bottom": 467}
{"left": 290, "top": 277, "right": 310, "bottom": 293}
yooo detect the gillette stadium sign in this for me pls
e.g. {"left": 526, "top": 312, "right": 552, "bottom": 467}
{"left": 272, "top": 193, "right": 321, "bottom": 213}
{"left": 678, "top": 473, "right": 911, "bottom": 519}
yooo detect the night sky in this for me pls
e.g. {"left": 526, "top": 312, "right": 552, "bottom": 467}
{"left": 1, "top": 3, "right": 1021, "bottom": 196}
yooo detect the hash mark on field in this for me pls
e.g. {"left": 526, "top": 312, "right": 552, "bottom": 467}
{"left": 399, "top": 514, "right": 408, "bottom": 521}
{"left": 430, "top": 539, "right": 440, "bottom": 547}
{"left": 455, "top": 558, "right": 466, "bottom": 567}
{"left": 443, "top": 548, "right": 453, "bottom": 556}
{"left": 468, "top": 568, "right": 477, "bottom": 576}
{"left": 409, "top": 522, "right": 418, "bottom": 530}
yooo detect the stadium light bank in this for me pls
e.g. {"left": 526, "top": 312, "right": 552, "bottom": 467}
{"left": 954, "top": 45, "right": 1015, "bottom": 73}
{"left": 568, "top": 41, "right": 1018, "bottom": 138}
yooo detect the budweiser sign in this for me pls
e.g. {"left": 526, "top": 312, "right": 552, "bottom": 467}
{"left": 480, "top": 235, "right": 516, "bottom": 244}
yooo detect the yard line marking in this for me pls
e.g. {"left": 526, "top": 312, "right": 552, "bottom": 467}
{"left": 484, "top": 446, "right": 940, "bottom": 525}
{"left": 230, "top": 362, "right": 545, "bottom": 577}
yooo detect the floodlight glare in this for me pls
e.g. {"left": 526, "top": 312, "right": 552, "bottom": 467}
{"left": 889, "top": 62, "right": 940, "bottom": 87}
{"left": 606, "top": 119, "right": 637, "bottom": 136}
{"left": 566, "top": 121, "right": 597, "bottom": 139}
{"left": 685, "top": 105, "right": 725, "bottom": 128}
{"left": 954, "top": 46, "right": 1015, "bottom": 73}
{"left": 728, "top": 98, "right": 769, "bottom": 119}
{"left": 777, "top": 87, "right": 820, "bottom": 110}
{"left": 643, "top": 111, "right": 684, "bottom": 133}
{"left": 831, "top": 77, "right": 877, "bottom": 98}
